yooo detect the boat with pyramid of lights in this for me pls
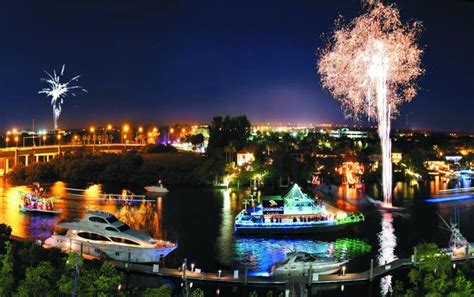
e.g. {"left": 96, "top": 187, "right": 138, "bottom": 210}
{"left": 234, "top": 184, "right": 364, "bottom": 235}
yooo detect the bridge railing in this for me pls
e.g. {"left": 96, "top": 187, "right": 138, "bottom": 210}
{"left": 0, "top": 143, "right": 145, "bottom": 153}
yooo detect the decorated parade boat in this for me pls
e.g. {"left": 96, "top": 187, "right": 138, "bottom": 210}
{"left": 234, "top": 184, "right": 364, "bottom": 235}
{"left": 19, "top": 184, "right": 62, "bottom": 214}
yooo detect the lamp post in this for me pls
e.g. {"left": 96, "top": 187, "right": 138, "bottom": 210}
{"left": 122, "top": 124, "right": 129, "bottom": 144}
{"left": 14, "top": 136, "right": 19, "bottom": 147}
{"left": 90, "top": 126, "right": 95, "bottom": 144}
{"left": 42, "top": 135, "right": 47, "bottom": 146}
{"left": 106, "top": 124, "right": 112, "bottom": 144}
{"left": 137, "top": 126, "right": 144, "bottom": 144}
{"left": 6, "top": 131, "right": 11, "bottom": 148}
{"left": 57, "top": 134, "right": 62, "bottom": 154}
{"left": 122, "top": 124, "right": 129, "bottom": 151}
{"left": 168, "top": 128, "right": 174, "bottom": 144}
{"left": 90, "top": 126, "right": 96, "bottom": 153}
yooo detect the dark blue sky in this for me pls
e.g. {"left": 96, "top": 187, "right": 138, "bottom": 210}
{"left": 1, "top": 0, "right": 473, "bottom": 131}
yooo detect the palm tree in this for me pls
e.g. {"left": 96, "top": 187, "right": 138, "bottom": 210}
{"left": 242, "top": 199, "right": 250, "bottom": 210}
{"left": 224, "top": 143, "right": 237, "bottom": 164}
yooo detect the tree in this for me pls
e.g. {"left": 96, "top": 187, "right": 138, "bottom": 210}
{"left": 207, "top": 115, "right": 251, "bottom": 157}
{"left": 394, "top": 243, "right": 474, "bottom": 296}
{"left": 58, "top": 253, "right": 122, "bottom": 297}
{"left": 93, "top": 263, "right": 123, "bottom": 297}
{"left": 16, "top": 261, "right": 55, "bottom": 297}
{"left": 0, "top": 224, "right": 11, "bottom": 254}
{"left": 189, "top": 133, "right": 205, "bottom": 148}
{"left": 190, "top": 288, "right": 205, "bottom": 297}
{"left": 0, "top": 241, "right": 14, "bottom": 297}
{"left": 141, "top": 285, "right": 172, "bottom": 297}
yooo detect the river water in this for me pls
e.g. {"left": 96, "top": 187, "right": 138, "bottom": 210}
{"left": 0, "top": 177, "right": 473, "bottom": 296}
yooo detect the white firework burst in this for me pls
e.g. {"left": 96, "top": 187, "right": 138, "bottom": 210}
{"left": 39, "top": 64, "right": 87, "bottom": 130}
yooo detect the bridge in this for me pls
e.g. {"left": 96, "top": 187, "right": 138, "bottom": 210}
{"left": 0, "top": 143, "right": 145, "bottom": 176}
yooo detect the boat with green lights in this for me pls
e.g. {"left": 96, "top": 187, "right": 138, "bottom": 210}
{"left": 234, "top": 184, "right": 364, "bottom": 235}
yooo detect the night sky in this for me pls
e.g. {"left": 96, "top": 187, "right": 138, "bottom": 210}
{"left": 1, "top": 0, "right": 473, "bottom": 131}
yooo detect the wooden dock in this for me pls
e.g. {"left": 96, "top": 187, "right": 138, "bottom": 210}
{"left": 18, "top": 235, "right": 474, "bottom": 287}
{"left": 108, "top": 253, "right": 474, "bottom": 287}
{"left": 107, "top": 257, "right": 409, "bottom": 286}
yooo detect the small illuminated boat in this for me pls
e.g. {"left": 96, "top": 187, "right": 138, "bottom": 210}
{"left": 19, "top": 192, "right": 62, "bottom": 215}
{"left": 145, "top": 180, "right": 169, "bottom": 193}
{"left": 270, "top": 252, "right": 347, "bottom": 276}
{"left": 234, "top": 184, "right": 364, "bottom": 235}
{"left": 44, "top": 210, "right": 177, "bottom": 263}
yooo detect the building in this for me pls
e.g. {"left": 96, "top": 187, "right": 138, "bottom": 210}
{"left": 236, "top": 149, "right": 255, "bottom": 167}
{"left": 329, "top": 128, "right": 368, "bottom": 139}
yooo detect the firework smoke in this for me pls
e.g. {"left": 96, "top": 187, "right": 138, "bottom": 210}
{"left": 39, "top": 65, "right": 86, "bottom": 130}
{"left": 318, "top": 2, "right": 423, "bottom": 206}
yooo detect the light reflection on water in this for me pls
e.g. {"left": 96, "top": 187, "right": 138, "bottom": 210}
{"left": 233, "top": 237, "right": 371, "bottom": 273}
{"left": 1, "top": 176, "right": 473, "bottom": 287}
{"left": 377, "top": 212, "right": 397, "bottom": 296}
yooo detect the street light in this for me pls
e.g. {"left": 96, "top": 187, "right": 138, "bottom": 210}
{"left": 168, "top": 128, "right": 174, "bottom": 144}
{"left": 122, "top": 124, "right": 129, "bottom": 144}
{"left": 42, "top": 135, "right": 47, "bottom": 146}
{"left": 90, "top": 126, "right": 96, "bottom": 145}
{"left": 5, "top": 137, "right": 9, "bottom": 148}
{"left": 107, "top": 124, "right": 112, "bottom": 131}
{"left": 56, "top": 134, "right": 62, "bottom": 154}
{"left": 14, "top": 136, "right": 19, "bottom": 147}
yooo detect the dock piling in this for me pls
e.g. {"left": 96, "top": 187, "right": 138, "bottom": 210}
{"left": 244, "top": 267, "right": 248, "bottom": 286}
{"left": 369, "top": 259, "right": 374, "bottom": 281}
{"left": 307, "top": 266, "right": 312, "bottom": 286}
{"left": 413, "top": 246, "right": 417, "bottom": 265}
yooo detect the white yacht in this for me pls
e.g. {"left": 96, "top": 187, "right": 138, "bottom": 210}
{"left": 270, "top": 252, "right": 347, "bottom": 276}
{"left": 145, "top": 180, "right": 169, "bottom": 193}
{"left": 44, "top": 211, "right": 177, "bottom": 263}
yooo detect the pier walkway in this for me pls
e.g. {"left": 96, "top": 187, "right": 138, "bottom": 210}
{"left": 105, "top": 252, "right": 474, "bottom": 287}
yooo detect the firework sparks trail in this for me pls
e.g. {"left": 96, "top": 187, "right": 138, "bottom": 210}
{"left": 318, "top": 2, "right": 423, "bottom": 206}
{"left": 38, "top": 65, "right": 87, "bottom": 130}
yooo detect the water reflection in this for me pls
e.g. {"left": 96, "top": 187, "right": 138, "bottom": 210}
{"left": 2, "top": 178, "right": 473, "bottom": 282}
{"left": 234, "top": 237, "right": 371, "bottom": 273}
{"left": 377, "top": 212, "right": 396, "bottom": 296}
{"left": 217, "top": 189, "right": 235, "bottom": 265}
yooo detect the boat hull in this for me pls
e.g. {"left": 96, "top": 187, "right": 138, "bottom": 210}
{"left": 272, "top": 264, "right": 344, "bottom": 277}
{"left": 44, "top": 235, "right": 176, "bottom": 263}
{"left": 144, "top": 186, "right": 169, "bottom": 193}
{"left": 20, "top": 207, "right": 62, "bottom": 215}
{"left": 234, "top": 221, "right": 350, "bottom": 235}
